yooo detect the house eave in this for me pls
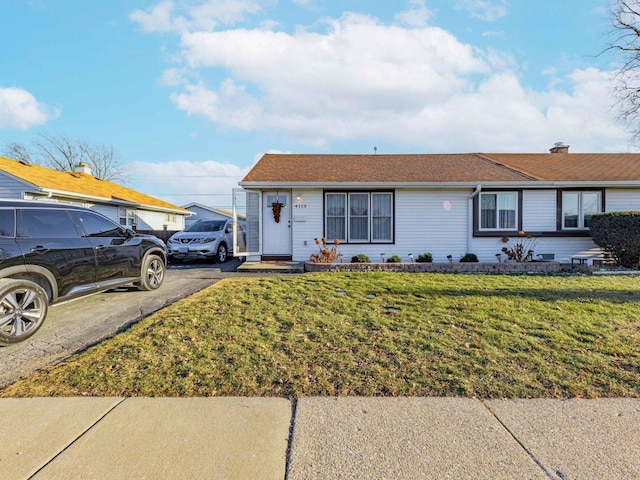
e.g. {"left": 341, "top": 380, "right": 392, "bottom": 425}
{"left": 35, "top": 188, "right": 190, "bottom": 215}
{"left": 239, "top": 180, "right": 640, "bottom": 189}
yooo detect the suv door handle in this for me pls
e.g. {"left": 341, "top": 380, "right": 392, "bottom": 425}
{"left": 30, "top": 246, "right": 49, "bottom": 254}
{"left": 94, "top": 245, "right": 107, "bottom": 250}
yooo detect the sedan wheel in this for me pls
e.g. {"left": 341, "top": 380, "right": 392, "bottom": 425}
{"left": 137, "top": 254, "right": 165, "bottom": 291}
{"left": 0, "top": 279, "right": 49, "bottom": 346}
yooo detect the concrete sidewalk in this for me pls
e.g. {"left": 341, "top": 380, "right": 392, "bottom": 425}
{"left": 1, "top": 397, "right": 638, "bottom": 480}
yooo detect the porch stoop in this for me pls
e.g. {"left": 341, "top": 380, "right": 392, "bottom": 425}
{"left": 236, "top": 261, "right": 304, "bottom": 274}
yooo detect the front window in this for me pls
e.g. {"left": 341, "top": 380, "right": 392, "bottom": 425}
{"left": 562, "top": 191, "right": 601, "bottom": 229}
{"left": 326, "top": 194, "right": 346, "bottom": 241}
{"left": 325, "top": 192, "right": 393, "bottom": 243}
{"left": 480, "top": 192, "right": 517, "bottom": 230}
{"left": 119, "top": 207, "right": 137, "bottom": 227}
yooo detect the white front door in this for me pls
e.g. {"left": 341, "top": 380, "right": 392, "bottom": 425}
{"left": 263, "top": 192, "right": 291, "bottom": 256}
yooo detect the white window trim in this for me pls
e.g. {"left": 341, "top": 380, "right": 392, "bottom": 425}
{"left": 324, "top": 191, "right": 393, "bottom": 243}
{"left": 561, "top": 191, "right": 602, "bottom": 230}
{"left": 479, "top": 191, "right": 518, "bottom": 231}
{"left": 119, "top": 207, "right": 137, "bottom": 227}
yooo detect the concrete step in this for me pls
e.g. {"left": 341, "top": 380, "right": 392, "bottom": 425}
{"left": 237, "top": 261, "right": 304, "bottom": 274}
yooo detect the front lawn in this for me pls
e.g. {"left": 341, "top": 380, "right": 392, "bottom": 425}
{"left": 2, "top": 273, "right": 639, "bottom": 398}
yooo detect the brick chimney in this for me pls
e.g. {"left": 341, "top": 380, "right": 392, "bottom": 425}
{"left": 549, "top": 142, "right": 569, "bottom": 154}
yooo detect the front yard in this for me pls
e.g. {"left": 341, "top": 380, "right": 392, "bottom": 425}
{"left": 1, "top": 273, "right": 639, "bottom": 398}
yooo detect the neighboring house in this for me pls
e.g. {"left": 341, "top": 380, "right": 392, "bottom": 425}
{"left": 0, "top": 156, "right": 190, "bottom": 231}
{"left": 237, "top": 144, "right": 640, "bottom": 263}
{"left": 182, "top": 202, "right": 240, "bottom": 228}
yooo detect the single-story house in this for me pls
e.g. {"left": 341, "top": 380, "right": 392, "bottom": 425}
{"left": 0, "top": 156, "right": 190, "bottom": 231}
{"left": 236, "top": 144, "right": 640, "bottom": 264}
{"left": 182, "top": 202, "right": 244, "bottom": 228}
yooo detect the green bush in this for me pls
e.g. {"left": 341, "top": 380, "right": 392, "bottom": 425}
{"left": 386, "top": 255, "right": 401, "bottom": 263}
{"left": 351, "top": 254, "right": 370, "bottom": 263}
{"left": 459, "top": 253, "right": 479, "bottom": 263}
{"left": 416, "top": 252, "right": 433, "bottom": 263}
{"left": 589, "top": 212, "right": 640, "bottom": 268}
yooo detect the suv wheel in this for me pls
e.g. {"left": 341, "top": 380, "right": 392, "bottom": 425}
{"left": 215, "top": 243, "right": 228, "bottom": 263}
{"left": 0, "top": 278, "right": 49, "bottom": 346}
{"left": 137, "top": 254, "right": 165, "bottom": 291}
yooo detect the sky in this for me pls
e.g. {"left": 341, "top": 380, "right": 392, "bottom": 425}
{"left": 0, "top": 0, "right": 635, "bottom": 209}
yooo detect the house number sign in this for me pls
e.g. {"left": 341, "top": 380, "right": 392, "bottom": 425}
{"left": 294, "top": 204, "right": 307, "bottom": 208}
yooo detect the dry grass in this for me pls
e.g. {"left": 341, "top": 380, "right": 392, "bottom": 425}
{"left": 2, "top": 273, "right": 639, "bottom": 398}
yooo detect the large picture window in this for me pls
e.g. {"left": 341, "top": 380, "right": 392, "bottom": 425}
{"left": 325, "top": 192, "right": 393, "bottom": 243}
{"left": 479, "top": 192, "right": 517, "bottom": 230}
{"left": 562, "top": 191, "right": 601, "bottom": 229}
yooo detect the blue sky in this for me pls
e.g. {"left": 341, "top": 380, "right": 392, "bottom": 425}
{"left": 0, "top": 0, "right": 631, "bottom": 208}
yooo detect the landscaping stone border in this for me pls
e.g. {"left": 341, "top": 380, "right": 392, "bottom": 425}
{"left": 304, "top": 261, "right": 589, "bottom": 274}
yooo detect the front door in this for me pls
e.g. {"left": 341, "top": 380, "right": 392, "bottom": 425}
{"left": 263, "top": 192, "right": 291, "bottom": 257}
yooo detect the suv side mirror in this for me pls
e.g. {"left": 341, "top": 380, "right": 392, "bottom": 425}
{"left": 225, "top": 225, "right": 233, "bottom": 234}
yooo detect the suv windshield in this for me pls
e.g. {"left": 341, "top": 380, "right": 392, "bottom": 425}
{"left": 185, "top": 220, "right": 225, "bottom": 233}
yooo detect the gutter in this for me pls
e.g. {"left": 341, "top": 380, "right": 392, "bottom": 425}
{"left": 239, "top": 180, "right": 640, "bottom": 189}
{"left": 34, "top": 188, "right": 190, "bottom": 215}
{"left": 468, "top": 185, "right": 482, "bottom": 254}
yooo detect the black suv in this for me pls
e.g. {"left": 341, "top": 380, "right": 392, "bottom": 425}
{"left": 0, "top": 200, "right": 167, "bottom": 345}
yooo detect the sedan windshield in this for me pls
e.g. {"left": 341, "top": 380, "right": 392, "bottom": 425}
{"left": 185, "top": 220, "right": 225, "bottom": 233}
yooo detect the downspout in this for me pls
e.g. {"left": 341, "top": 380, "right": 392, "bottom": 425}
{"left": 468, "top": 185, "right": 481, "bottom": 255}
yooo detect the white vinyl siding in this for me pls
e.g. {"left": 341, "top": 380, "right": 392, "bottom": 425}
{"left": 522, "top": 190, "right": 556, "bottom": 231}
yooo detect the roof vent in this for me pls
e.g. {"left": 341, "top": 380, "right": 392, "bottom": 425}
{"left": 74, "top": 162, "right": 92, "bottom": 175}
{"left": 549, "top": 142, "right": 569, "bottom": 154}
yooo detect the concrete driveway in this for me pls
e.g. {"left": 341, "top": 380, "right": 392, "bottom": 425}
{"left": 0, "top": 258, "right": 245, "bottom": 389}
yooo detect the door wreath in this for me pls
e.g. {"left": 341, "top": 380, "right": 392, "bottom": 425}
{"left": 271, "top": 202, "right": 284, "bottom": 223}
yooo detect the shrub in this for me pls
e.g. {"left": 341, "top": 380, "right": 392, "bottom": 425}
{"left": 459, "top": 253, "right": 479, "bottom": 262}
{"left": 501, "top": 232, "right": 538, "bottom": 262}
{"left": 309, "top": 237, "right": 340, "bottom": 263}
{"left": 416, "top": 252, "right": 433, "bottom": 263}
{"left": 589, "top": 212, "right": 640, "bottom": 268}
{"left": 351, "top": 254, "right": 370, "bottom": 263}
{"left": 386, "top": 255, "right": 401, "bottom": 263}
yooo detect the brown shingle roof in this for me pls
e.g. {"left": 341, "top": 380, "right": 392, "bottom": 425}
{"left": 242, "top": 153, "right": 533, "bottom": 183}
{"left": 241, "top": 153, "right": 640, "bottom": 184}
{"left": 0, "top": 157, "right": 188, "bottom": 213}
{"left": 480, "top": 153, "right": 640, "bottom": 181}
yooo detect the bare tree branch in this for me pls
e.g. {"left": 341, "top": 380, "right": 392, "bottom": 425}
{"left": 608, "top": 1, "right": 640, "bottom": 139}
{"left": 2, "top": 134, "right": 129, "bottom": 183}
{"left": 2, "top": 143, "right": 32, "bottom": 163}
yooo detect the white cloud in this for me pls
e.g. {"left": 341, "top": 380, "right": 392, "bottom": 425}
{"left": 130, "top": 1, "right": 186, "bottom": 33}
{"left": 130, "top": 0, "right": 261, "bottom": 33}
{"left": 292, "top": 0, "right": 315, "bottom": 7}
{"left": 172, "top": 12, "right": 489, "bottom": 144}
{"left": 128, "top": 159, "right": 251, "bottom": 208}
{"left": 133, "top": 1, "right": 632, "bottom": 153}
{"left": 0, "top": 86, "right": 58, "bottom": 130}
{"left": 395, "top": 0, "right": 433, "bottom": 27}
{"left": 158, "top": 68, "right": 188, "bottom": 86}
{"left": 455, "top": 0, "right": 508, "bottom": 22}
